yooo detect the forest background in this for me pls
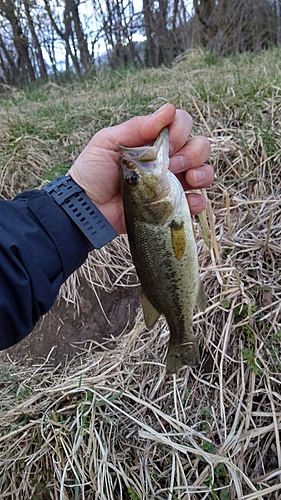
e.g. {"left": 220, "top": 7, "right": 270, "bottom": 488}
{"left": 1, "top": 0, "right": 281, "bottom": 86}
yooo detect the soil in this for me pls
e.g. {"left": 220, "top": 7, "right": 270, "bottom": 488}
{"left": 2, "top": 278, "right": 141, "bottom": 367}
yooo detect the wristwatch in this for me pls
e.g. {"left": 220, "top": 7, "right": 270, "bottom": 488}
{"left": 43, "top": 175, "right": 118, "bottom": 250}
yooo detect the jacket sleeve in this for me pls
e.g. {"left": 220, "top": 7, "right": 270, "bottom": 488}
{"left": 0, "top": 190, "right": 89, "bottom": 350}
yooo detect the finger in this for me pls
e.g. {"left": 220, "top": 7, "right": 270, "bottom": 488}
{"left": 94, "top": 103, "right": 177, "bottom": 149}
{"left": 169, "top": 136, "right": 211, "bottom": 174}
{"left": 167, "top": 109, "right": 193, "bottom": 155}
{"left": 186, "top": 193, "right": 206, "bottom": 215}
{"left": 181, "top": 164, "right": 214, "bottom": 190}
{"left": 185, "top": 164, "right": 215, "bottom": 189}
{"left": 185, "top": 164, "right": 214, "bottom": 188}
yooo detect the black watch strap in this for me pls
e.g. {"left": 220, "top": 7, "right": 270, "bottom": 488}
{"left": 43, "top": 175, "right": 118, "bottom": 249}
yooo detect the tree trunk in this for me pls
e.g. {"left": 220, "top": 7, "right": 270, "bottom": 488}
{"left": 276, "top": 0, "right": 281, "bottom": 45}
{"left": 66, "top": 0, "right": 92, "bottom": 72}
{"left": 0, "top": 31, "right": 18, "bottom": 84}
{"left": 143, "top": 0, "right": 157, "bottom": 66}
{"left": 23, "top": 0, "right": 47, "bottom": 79}
{"left": 43, "top": 0, "right": 80, "bottom": 73}
{"left": 158, "top": 0, "right": 173, "bottom": 66}
{"left": 0, "top": 0, "right": 35, "bottom": 82}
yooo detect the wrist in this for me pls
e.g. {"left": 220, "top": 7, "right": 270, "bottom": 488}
{"left": 43, "top": 175, "right": 118, "bottom": 249}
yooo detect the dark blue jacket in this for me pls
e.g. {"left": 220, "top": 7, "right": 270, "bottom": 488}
{"left": 0, "top": 190, "right": 89, "bottom": 350}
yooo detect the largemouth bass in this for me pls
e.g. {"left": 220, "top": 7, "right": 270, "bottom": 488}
{"left": 119, "top": 127, "right": 206, "bottom": 374}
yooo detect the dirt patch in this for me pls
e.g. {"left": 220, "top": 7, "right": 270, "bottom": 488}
{"left": 3, "top": 278, "right": 141, "bottom": 367}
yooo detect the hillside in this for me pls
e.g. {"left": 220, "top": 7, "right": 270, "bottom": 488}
{"left": 0, "top": 48, "right": 281, "bottom": 499}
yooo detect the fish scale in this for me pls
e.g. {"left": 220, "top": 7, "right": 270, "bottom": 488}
{"left": 119, "top": 127, "right": 206, "bottom": 374}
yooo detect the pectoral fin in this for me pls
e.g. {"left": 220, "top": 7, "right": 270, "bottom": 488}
{"left": 142, "top": 292, "right": 161, "bottom": 328}
{"left": 197, "top": 278, "right": 206, "bottom": 312}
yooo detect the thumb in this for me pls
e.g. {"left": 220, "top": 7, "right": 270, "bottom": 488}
{"left": 94, "top": 103, "right": 177, "bottom": 150}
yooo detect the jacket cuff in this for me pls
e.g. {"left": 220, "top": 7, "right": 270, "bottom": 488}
{"left": 19, "top": 190, "right": 89, "bottom": 280}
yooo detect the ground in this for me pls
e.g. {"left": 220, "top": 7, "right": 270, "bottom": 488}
{"left": 2, "top": 278, "right": 140, "bottom": 367}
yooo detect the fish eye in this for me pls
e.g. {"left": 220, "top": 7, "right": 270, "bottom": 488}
{"left": 125, "top": 171, "right": 139, "bottom": 186}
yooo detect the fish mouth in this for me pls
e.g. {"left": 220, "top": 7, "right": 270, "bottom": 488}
{"left": 118, "top": 145, "right": 158, "bottom": 162}
{"left": 119, "top": 127, "right": 170, "bottom": 176}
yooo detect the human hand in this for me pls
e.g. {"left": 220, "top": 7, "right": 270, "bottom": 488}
{"left": 68, "top": 103, "right": 213, "bottom": 235}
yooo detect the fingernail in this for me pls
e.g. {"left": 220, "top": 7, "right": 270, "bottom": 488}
{"left": 153, "top": 103, "right": 169, "bottom": 116}
{"left": 194, "top": 169, "right": 206, "bottom": 183}
{"left": 189, "top": 194, "right": 200, "bottom": 208}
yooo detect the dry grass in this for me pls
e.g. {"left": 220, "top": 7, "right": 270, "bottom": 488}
{"left": 0, "top": 48, "right": 281, "bottom": 499}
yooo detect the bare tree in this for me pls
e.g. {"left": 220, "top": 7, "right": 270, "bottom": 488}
{"left": 93, "top": 0, "right": 141, "bottom": 69}
{"left": 0, "top": 28, "right": 18, "bottom": 83}
{"left": 0, "top": 0, "right": 35, "bottom": 82}
{"left": 43, "top": 0, "right": 81, "bottom": 73}
{"left": 143, "top": 0, "right": 157, "bottom": 66}
{"left": 274, "top": 0, "right": 281, "bottom": 45}
{"left": 0, "top": 0, "right": 280, "bottom": 86}
{"left": 142, "top": 0, "right": 193, "bottom": 68}
{"left": 23, "top": 0, "right": 47, "bottom": 79}
{"left": 192, "top": 0, "right": 277, "bottom": 55}
{"left": 158, "top": 0, "right": 173, "bottom": 65}
{"left": 65, "top": 0, "right": 92, "bottom": 72}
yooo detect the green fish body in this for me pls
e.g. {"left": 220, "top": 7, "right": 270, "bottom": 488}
{"left": 119, "top": 128, "right": 205, "bottom": 374}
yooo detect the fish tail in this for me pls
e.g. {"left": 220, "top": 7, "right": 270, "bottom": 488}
{"left": 166, "top": 336, "right": 200, "bottom": 375}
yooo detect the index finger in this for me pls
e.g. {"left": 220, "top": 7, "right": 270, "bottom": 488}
{"left": 93, "top": 103, "right": 177, "bottom": 150}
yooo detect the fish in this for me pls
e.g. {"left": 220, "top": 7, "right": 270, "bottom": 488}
{"left": 119, "top": 127, "right": 206, "bottom": 374}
